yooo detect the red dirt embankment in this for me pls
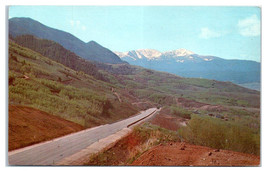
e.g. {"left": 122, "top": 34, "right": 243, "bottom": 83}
{"left": 131, "top": 142, "right": 260, "bottom": 166}
{"left": 8, "top": 105, "right": 84, "bottom": 151}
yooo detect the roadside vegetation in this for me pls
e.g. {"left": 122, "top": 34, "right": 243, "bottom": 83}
{"left": 169, "top": 105, "right": 192, "bottom": 119}
{"left": 178, "top": 114, "right": 260, "bottom": 155}
{"left": 84, "top": 104, "right": 260, "bottom": 165}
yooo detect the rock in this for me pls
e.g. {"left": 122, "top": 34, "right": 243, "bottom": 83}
{"left": 214, "top": 149, "right": 220, "bottom": 152}
{"left": 208, "top": 152, "right": 212, "bottom": 156}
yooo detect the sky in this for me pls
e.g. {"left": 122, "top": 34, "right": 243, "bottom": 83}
{"left": 9, "top": 6, "right": 261, "bottom": 62}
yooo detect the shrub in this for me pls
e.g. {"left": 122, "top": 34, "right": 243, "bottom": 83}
{"left": 169, "top": 105, "right": 192, "bottom": 119}
{"left": 8, "top": 72, "right": 16, "bottom": 85}
{"left": 134, "top": 123, "right": 179, "bottom": 144}
{"left": 178, "top": 115, "right": 260, "bottom": 155}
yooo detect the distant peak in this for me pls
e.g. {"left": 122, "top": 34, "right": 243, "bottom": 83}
{"left": 137, "top": 49, "right": 162, "bottom": 58}
{"left": 168, "top": 48, "right": 195, "bottom": 56}
{"left": 87, "top": 40, "right": 98, "bottom": 45}
{"left": 86, "top": 40, "right": 103, "bottom": 48}
{"left": 9, "top": 17, "right": 41, "bottom": 23}
{"left": 9, "top": 17, "right": 32, "bottom": 20}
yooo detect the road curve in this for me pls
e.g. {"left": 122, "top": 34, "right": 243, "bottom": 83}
{"left": 8, "top": 108, "right": 159, "bottom": 165}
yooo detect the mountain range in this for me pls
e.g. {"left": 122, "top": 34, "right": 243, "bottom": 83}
{"left": 9, "top": 17, "right": 125, "bottom": 64}
{"left": 9, "top": 17, "right": 260, "bottom": 85}
{"left": 115, "top": 49, "right": 260, "bottom": 84}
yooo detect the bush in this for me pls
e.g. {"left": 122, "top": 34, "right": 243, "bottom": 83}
{"left": 8, "top": 72, "right": 16, "bottom": 85}
{"left": 169, "top": 105, "right": 192, "bottom": 119}
{"left": 178, "top": 115, "right": 260, "bottom": 155}
{"left": 134, "top": 123, "right": 179, "bottom": 144}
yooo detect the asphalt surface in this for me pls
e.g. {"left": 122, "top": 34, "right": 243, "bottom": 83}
{"left": 8, "top": 108, "right": 158, "bottom": 165}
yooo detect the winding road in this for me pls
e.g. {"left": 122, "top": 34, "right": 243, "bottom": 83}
{"left": 8, "top": 107, "right": 159, "bottom": 165}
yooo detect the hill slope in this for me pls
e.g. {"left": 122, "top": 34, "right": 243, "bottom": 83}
{"left": 12, "top": 34, "right": 106, "bottom": 81}
{"left": 115, "top": 49, "right": 260, "bottom": 84}
{"left": 9, "top": 41, "right": 139, "bottom": 128}
{"left": 9, "top": 105, "right": 84, "bottom": 151}
{"left": 9, "top": 17, "right": 125, "bottom": 64}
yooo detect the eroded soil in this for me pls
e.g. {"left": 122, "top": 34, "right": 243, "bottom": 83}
{"left": 8, "top": 105, "right": 84, "bottom": 151}
{"left": 131, "top": 142, "right": 260, "bottom": 166}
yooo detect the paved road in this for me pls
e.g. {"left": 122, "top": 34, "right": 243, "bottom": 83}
{"left": 8, "top": 108, "right": 159, "bottom": 165}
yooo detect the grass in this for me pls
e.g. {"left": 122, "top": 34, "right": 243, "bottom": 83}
{"left": 133, "top": 122, "right": 180, "bottom": 144}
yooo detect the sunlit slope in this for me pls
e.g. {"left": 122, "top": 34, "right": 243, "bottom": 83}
{"left": 9, "top": 41, "right": 138, "bottom": 128}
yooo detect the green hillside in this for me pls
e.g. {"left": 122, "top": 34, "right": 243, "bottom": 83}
{"left": 9, "top": 39, "right": 260, "bottom": 137}
{"left": 12, "top": 34, "right": 106, "bottom": 81}
{"left": 9, "top": 41, "right": 138, "bottom": 128}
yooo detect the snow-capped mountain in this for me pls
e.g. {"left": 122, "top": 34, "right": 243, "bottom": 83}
{"left": 164, "top": 48, "right": 194, "bottom": 57}
{"left": 115, "top": 48, "right": 216, "bottom": 63}
{"left": 114, "top": 49, "right": 260, "bottom": 84}
{"left": 115, "top": 49, "right": 162, "bottom": 61}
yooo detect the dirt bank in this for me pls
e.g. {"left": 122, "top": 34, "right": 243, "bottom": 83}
{"left": 131, "top": 142, "right": 260, "bottom": 166}
{"left": 150, "top": 113, "right": 186, "bottom": 131}
{"left": 8, "top": 105, "right": 84, "bottom": 151}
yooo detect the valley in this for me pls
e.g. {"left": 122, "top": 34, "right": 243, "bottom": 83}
{"left": 8, "top": 16, "right": 261, "bottom": 166}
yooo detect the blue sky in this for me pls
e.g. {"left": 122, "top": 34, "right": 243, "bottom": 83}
{"left": 9, "top": 6, "right": 261, "bottom": 62}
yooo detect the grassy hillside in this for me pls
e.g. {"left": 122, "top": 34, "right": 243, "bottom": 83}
{"left": 9, "top": 41, "right": 139, "bottom": 128}
{"left": 11, "top": 35, "right": 260, "bottom": 109}
{"left": 13, "top": 34, "right": 106, "bottom": 81}
{"left": 98, "top": 64, "right": 260, "bottom": 108}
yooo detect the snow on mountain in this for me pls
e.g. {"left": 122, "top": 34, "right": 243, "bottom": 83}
{"left": 115, "top": 49, "right": 162, "bottom": 60}
{"left": 115, "top": 48, "right": 200, "bottom": 62}
{"left": 135, "top": 49, "right": 162, "bottom": 59}
{"left": 164, "top": 48, "right": 195, "bottom": 57}
{"left": 204, "top": 58, "right": 213, "bottom": 61}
